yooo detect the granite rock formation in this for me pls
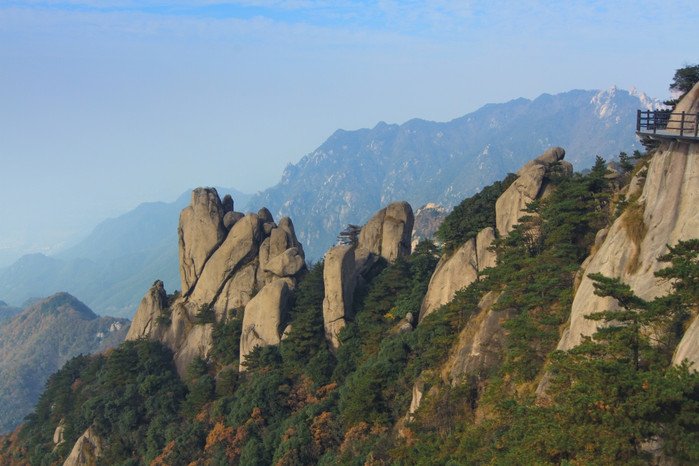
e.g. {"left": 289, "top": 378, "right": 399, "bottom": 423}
{"left": 419, "top": 147, "right": 571, "bottom": 322}
{"left": 358, "top": 201, "right": 414, "bottom": 262}
{"left": 323, "top": 202, "right": 414, "bottom": 350}
{"left": 239, "top": 279, "right": 292, "bottom": 371}
{"left": 495, "top": 147, "right": 572, "bottom": 237}
{"left": 127, "top": 189, "right": 307, "bottom": 376}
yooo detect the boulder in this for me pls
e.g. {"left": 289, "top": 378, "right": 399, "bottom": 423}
{"left": 278, "top": 217, "right": 303, "bottom": 251}
{"left": 322, "top": 246, "right": 356, "bottom": 351}
{"left": 178, "top": 188, "right": 227, "bottom": 295}
{"left": 381, "top": 201, "right": 415, "bottom": 261}
{"left": 223, "top": 211, "right": 244, "bottom": 230}
{"left": 263, "top": 247, "right": 306, "bottom": 277}
{"left": 257, "top": 207, "right": 274, "bottom": 223}
{"left": 222, "top": 194, "right": 234, "bottom": 213}
{"left": 239, "top": 280, "right": 292, "bottom": 370}
{"left": 358, "top": 201, "right": 414, "bottom": 262}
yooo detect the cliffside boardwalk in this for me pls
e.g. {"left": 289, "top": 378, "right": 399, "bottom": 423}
{"left": 637, "top": 109, "right": 699, "bottom": 141}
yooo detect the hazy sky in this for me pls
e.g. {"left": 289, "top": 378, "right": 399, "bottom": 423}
{"left": 1, "top": 0, "right": 697, "bottom": 265}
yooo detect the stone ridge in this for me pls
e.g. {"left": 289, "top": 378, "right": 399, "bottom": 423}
{"left": 419, "top": 147, "right": 570, "bottom": 323}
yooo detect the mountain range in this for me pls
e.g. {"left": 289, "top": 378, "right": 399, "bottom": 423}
{"left": 0, "top": 189, "right": 251, "bottom": 318}
{"left": 0, "top": 87, "right": 661, "bottom": 317}
{"left": 248, "top": 86, "right": 661, "bottom": 259}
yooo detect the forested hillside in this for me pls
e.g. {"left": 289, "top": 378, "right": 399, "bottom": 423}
{"left": 0, "top": 294, "right": 129, "bottom": 434}
{"left": 2, "top": 141, "right": 697, "bottom": 464}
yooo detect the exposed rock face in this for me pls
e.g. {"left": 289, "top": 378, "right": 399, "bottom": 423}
{"left": 239, "top": 279, "right": 292, "bottom": 370}
{"left": 557, "top": 86, "right": 699, "bottom": 352}
{"left": 126, "top": 282, "right": 212, "bottom": 376}
{"left": 668, "top": 81, "right": 699, "bottom": 133}
{"left": 495, "top": 147, "right": 571, "bottom": 237}
{"left": 358, "top": 201, "right": 414, "bottom": 262}
{"left": 178, "top": 188, "right": 227, "bottom": 295}
{"left": 63, "top": 426, "right": 103, "bottom": 466}
{"left": 128, "top": 189, "right": 307, "bottom": 377}
{"left": 322, "top": 245, "right": 356, "bottom": 351}
{"left": 418, "top": 227, "right": 496, "bottom": 322}
{"left": 53, "top": 420, "right": 65, "bottom": 446}
{"left": 419, "top": 239, "right": 478, "bottom": 322}
{"left": 445, "top": 291, "right": 508, "bottom": 383}
{"left": 673, "top": 314, "right": 699, "bottom": 370}
{"left": 189, "top": 213, "right": 261, "bottom": 309}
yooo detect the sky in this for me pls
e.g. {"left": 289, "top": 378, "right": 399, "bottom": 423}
{"left": 1, "top": 0, "right": 698, "bottom": 266}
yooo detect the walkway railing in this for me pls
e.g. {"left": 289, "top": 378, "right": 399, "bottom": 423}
{"left": 637, "top": 110, "right": 699, "bottom": 140}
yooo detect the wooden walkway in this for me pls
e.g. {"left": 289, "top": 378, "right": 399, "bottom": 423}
{"left": 636, "top": 110, "right": 699, "bottom": 142}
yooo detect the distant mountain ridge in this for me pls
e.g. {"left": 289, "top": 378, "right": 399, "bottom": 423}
{"left": 0, "top": 292, "right": 129, "bottom": 433}
{"left": 0, "top": 188, "right": 251, "bottom": 318}
{"left": 0, "top": 88, "right": 660, "bottom": 315}
{"left": 248, "top": 87, "right": 662, "bottom": 259}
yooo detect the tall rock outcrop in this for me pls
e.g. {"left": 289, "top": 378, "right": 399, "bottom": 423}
{"left": 322, "top": 202, "right": 414, "bottom": 350}
{"left": 495, "top": 147, "right": 572, "bottom": 237}
{"left": 239, "top": 279, "right": 292, "bottom": 370}
{"left": 557, "top": 83, "right": 699, "bottom": 353}
{"left": 358, "top": 201, "right": 414, "bottom": 262}
{"left": 322, "top": 246, "right": 356, "bottom": 351}
{"left": 127, "top": 189, "right": 307, "bottom": 376}
{"left": 63, "top": 426, "right": 103, "bottom": 466}
{"left": 178, "top": 188, "right": 227, "bottom": 295}
{"left": 418, "top": 228, "right": 496, "bottom": 322}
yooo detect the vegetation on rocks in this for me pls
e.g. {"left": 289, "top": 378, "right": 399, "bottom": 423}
{"left": 2, "top": 143, "right": 699, "bottom": 465}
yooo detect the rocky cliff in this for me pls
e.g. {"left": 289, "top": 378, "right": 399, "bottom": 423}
{"left": 557, "top": 82, "right": 699, "bottom": 354}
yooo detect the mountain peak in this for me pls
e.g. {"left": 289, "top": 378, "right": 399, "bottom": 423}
{"left": 32, "top": 292, "right": 97, "bottom": 320}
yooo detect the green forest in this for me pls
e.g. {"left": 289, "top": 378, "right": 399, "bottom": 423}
{"left": 1, "top": 140, "right": 697, "bottom": 465}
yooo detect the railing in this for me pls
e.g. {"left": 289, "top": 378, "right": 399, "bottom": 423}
{"left": 637, "top": 110, "right": 699, "bottom": 139}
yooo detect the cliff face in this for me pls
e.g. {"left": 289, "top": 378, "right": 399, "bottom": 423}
{"left": 558, "top": 83, "right": 699, "bottom": 353}
{"left": 126, "top": 188, "right": 307, "bottom": 376}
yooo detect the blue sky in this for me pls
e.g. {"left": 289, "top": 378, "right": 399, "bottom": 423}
{"left": 1, "top": 0, "right": 698, "bottom": 266}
